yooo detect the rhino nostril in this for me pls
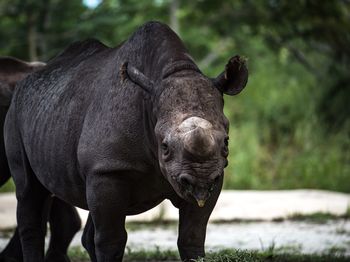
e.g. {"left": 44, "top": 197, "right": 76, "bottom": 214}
{"left": 179, "top": 174, "right": 193, "bottom": 191}
{"left": 180, "top": 175, "right": 190, "bottom": 186}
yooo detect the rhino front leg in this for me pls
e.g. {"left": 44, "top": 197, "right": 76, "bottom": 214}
{"left": 177, "top": 204, "right": 211, "bottom": 260}
{"left": 177, "top": 177, "right": 223, "bottom": 261}
{"left": 86, "top": 174, "right": 129, "bottom": 262}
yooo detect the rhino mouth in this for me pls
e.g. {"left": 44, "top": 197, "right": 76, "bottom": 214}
{"left": 175, "top": 173, "right": 212, "bottom": 207}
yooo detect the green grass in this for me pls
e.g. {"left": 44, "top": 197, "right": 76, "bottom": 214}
{"left": 68, "top": 247, "right": 350, "bottom": 262}
{"left": 125, "top": 220, "right": 177, "bottom": 231}
{"left": 285, "top": 212, "right": 350, "bottom": 224}
{"left": 0, "top": 178, "right": 15, "bottom": 193}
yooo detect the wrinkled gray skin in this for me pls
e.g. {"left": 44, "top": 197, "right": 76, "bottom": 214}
{"left": 0, "top": 57, "right": 81, "bottom": 262}
{"left": 4, "top": 22, "right": 248, "bottom": 262}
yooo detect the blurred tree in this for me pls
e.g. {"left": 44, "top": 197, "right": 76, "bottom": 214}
{"left": 0, "top": 0, "right": 87, "bottom": 60}
{"left": 175, "top": 0, "right": 350, "bottom": 130}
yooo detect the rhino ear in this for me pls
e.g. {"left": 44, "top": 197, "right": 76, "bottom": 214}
{"left": 120, "top": 62, "right": 154, "bottom": 94}
{"left": 0, "top": 57, "right": 45, "bottom": 106}
{"left": 213, "top": 56, "right": 248, "bottom": 96}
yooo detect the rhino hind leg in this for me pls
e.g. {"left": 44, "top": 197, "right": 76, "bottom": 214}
{"left": 15, "top": 169, "right": 51, "bottom": 262}
{"left": 0, "top": 199, "right": 80, "bottom": 262}
{"left": 45, "top": 198, "right": 81, "bottom": 262}
{"left": 5, "top": 116, "right": 50, "bottom": 262}
{"left": 16, "top": 176, "right": 51, "bottom": 262}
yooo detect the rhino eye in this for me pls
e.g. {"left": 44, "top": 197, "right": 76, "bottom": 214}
{"left": 224, "top": 136, "right": 229, "bottom": 146}
{"left": 209, "top": 185, "right": 215, "bottom": 192}
{"left": 222, "top": 137, "right": 229, "bottom": 157}
{"left": 161, "top": 142, "right": 169, "bottom": 155}
{"left": 209, "top": 176, "right": 220, "bottom": 192}
{"left": 224, "top": 159, "right": 228, "bottom": 167}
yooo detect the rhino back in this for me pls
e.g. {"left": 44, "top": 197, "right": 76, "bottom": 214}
{"left": 8, "top": 44, "right": 106, "bottom": 197}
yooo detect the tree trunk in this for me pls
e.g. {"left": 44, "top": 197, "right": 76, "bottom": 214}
{"left": 38, "top": 0, "right": 52, "bottom": 60}
{"left": 169, "top": 0, "right": 179, "bottom": 35}
{"left": 27, "top": 12, "right": 38, "bottom": 61}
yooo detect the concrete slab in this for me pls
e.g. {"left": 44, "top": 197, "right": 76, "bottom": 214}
{"left": 1, "top": 190, "right": 349, "bottom": 229}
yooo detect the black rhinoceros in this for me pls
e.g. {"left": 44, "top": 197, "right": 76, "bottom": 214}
{"left": 4, "top": 21, "right": 248, "bottom": 262}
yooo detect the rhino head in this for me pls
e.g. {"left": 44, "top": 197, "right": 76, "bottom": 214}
{"left": 122, "top": 56, "right": 248, "bottom": 207}
{"left": 0, "top": 57, "right": 45, "bottom": 106}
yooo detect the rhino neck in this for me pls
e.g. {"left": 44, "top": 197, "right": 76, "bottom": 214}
{"left": 122, "top": 21, "right": 198, "bottom": 83}
{"left": 161, "top": 60, "right": 200, "bottom": 80}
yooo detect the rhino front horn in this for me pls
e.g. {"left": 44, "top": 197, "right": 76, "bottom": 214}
{"left": 178, "top": 117, "right": 215, "bottom": 157}
{"left": 183, "top": 127, "right": 215, "bottom": 157}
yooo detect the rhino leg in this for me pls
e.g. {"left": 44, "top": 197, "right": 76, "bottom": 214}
{"left": 16, "top": 175, "right": 51, "bottom": 262}
{"left": 177, "top": 204, "right": 208, "bottom": 260}
{"left": 5, "top": 113, "right": 50, "bottom": 262}
{"left": 86, "top": 174, "right": 128, "bottom": 262}
{"left": 0, "top": 198, "right": 79, "bottom": 262}
{"left": 16, "top": 181, "right": 51, "bottom": 262}
{"left": 177, "top": 177, "right": 223, "bottom": 261}
{"left": 45, "top": 198, "right": 81, "bottom": 262}
{"left": 81, "top": 214, "right": 96, "bottom": 262}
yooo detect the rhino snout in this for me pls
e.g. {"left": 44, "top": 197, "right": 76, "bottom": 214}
{"left": 178, "top": 173, "right": 211, "bottom": 207}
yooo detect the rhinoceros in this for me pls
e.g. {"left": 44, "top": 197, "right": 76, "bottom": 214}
{"left": 4, "top": 21, "right": 248, "bottom": 261}
{"left": 0, "top": 57, "right": 81, "bottom": 262}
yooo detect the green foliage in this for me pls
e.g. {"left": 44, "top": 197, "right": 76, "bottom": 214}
{"left": 223, "top": 37, "right": 350, "bottom": 192}
{"left": 0, "top": 0, "right": 349, "bottom": 192}
{"left": 0, "top": 178, "right": 15, "bottom": 193}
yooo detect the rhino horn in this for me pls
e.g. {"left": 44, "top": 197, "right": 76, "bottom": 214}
{"left": 179, "top": 117, "right": 215, "bottom": 157}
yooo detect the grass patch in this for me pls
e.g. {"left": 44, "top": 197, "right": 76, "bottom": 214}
{"left": 0, "top": 228, "right": 15, "bottom": 238}
{"left": 285, "top": 212, "right": 350, "bottom": 224}
{"left": 68, "top": 247, "right": 179, "bottom": 261}
{"left": 68, "top": 247, "right": 90, "bottom": 262}
{"left": 68, "top": 247, "right": 350, "bottom": 262}
{"left": 209, "top": 211, "right": 349, "bottom": 224}
{"left": 203, "top": 249, "right": 349, "bottom": 262}
{"left": 125, "top": 220, "right": 177, "bottom": 231}
{"left": 124, "top": 247, "right": 179, "bottom": 261}
{"left": 0, "top": 178, "right": 15, "bottom": 193}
